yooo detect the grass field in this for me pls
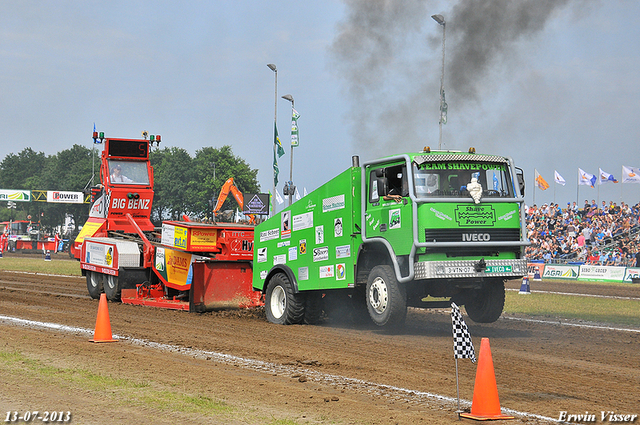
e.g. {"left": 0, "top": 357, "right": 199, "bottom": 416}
{"left": 505, "top": 291, "right": 640, "bottom": 327}
{"left": 1, "top": 256, "right": 639, "bottom": 327}
{"left": 0, "top": 255, "right": 82, "bottom": 276}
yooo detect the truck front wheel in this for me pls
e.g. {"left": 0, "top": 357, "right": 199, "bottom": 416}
{"left": 265, "top": 273, "right": 304, "bottom": 325}
{"left": 104, "top": 274, "right": 121, "bottom": 302}
{"left": 86, "top": 271, "right": 103, "bottom": 299}
{"left": 464, "top": 280, "right": 505, "bottom": 323}
{"left": 366, "top": 265, "right": 407, "bottom": 327}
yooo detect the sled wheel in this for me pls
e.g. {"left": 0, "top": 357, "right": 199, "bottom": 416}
{"left": 104, "top": 274, "right": 121, "bottom": 302}
{"left": 86, "top": 271, "right": 103, "bottom": 300}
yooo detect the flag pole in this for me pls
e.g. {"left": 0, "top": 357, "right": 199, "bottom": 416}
{"left": 267, "top": 64, "right": 278, "bottom": 217}
{"left": 455, "top": 358, "right": 462, "bottom": 415}
{"left": 532, "top": 171, "right": 536, "bottom": 207}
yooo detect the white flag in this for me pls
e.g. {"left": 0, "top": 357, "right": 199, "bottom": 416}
{"left": 598, "top": 168, "right": 618, "bottom": 184}
{"left": 622, "top": 166, "right": 640, "bottom": 183}
{"left": 275, "top": 190, "right": 284, "bottom": 205}
{"left": 578, "top": 168, "right": 596, "bottom": 187}
{"left": 554, "top": 171, "right": 565, "bottom": 186}
{"left": 294, "top": 187, "right": 301, "bottom": 201}
{"left": 303, "top": 187, "right": 308, "bottom": 197}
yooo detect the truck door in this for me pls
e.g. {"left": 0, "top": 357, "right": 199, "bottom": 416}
{"left": 365, "top": 163, "right": 413, "bottom": 256}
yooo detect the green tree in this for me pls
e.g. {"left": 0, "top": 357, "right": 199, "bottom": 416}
{"left": 193, "top": 146, "right": 260, "bottom": 219}
{"left": 0, "top": 148, "right": 47, "bottom": 222}
{"left": 36, "top": 145, "right": 94, "bottom": 230}
{"left": 150, "top": 146, "right": 197, "bottom": 222}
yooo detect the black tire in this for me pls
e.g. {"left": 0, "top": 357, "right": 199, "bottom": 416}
{"left": 86, "top": 271, "right": 103, "bottom": 300}
{"left": 304, "top": 292, "right": 323, "bottom": 325}
{"left": 366, "top": 265, "right": 407, "bottom": 327}
{"left": 265, "top": 273, "right": 304, "bottom": 325}
{"left": 104, "top": 274, "right": 121, "bottom": 302}
{"left": 464, "top": 280, "right": 505, "bottom": 323}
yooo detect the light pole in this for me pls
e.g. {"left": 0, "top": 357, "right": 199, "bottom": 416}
{"left": 432, "top": 14, "right": 446, "bottom": 150}
{"left": 281, "top": 94, "right": 295, "bottom": 206}
{"left": 267, "top": 63, "right": 278, "bottom": 215}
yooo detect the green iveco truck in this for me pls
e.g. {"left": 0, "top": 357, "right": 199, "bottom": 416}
{"left": 253, "top": 148, "right": 529, "bottom": 327}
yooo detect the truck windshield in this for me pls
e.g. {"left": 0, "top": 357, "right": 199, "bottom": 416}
{"left": 412, "top": 162, "right": 513, "bottom": 198}
{"left": 108, "top": 160, "right": 150, "bottom": 185}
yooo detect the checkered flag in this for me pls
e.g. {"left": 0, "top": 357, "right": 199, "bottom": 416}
{"left": 451, "top": 302, "right": 476, "bottom": 363}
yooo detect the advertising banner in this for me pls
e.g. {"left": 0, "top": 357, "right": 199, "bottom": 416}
{"left": 578, "top": 265, "right": 626, "bottom": 282}
{"left": 541, "top": 264, "right": 579, "bottom": 280}
{"left": 46, "top": 191, "right": 84, "bottom": 204}
{"left": 527, "top": 262, "right": 545, "bottom": 279}
{"left": 623, "top": 267, "right": 640, "bottom": 283}
{"left": 0, "top": 189, "right": 30, "bottom": 202}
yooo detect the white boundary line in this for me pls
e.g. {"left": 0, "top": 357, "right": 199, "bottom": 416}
{"left": 0, "top": 314, "right": 559, "bottom": 424}
{"left": 507, "top": 287, "right": 640, "bottom": 300}
{"left": 502, "top": 315, "right": 640, "bottom": 333}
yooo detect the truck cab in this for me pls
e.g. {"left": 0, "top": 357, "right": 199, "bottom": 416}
{"left": 360, "top": 149, "right": 528, "bottom": 325}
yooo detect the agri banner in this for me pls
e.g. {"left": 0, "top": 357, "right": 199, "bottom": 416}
{"left": 578, "top": 265, "right": 626, "bottom": 282}
{"left": 623, "top": 268, "right": 640, "bottom": 283}
{"left": 46, "top": 191, "right": 84, "bottom": 204}
{"left": 0, "top": 189, "right": 30, "bottom": 202}
{"left": 542, "top": 264, "right": 579, "bottom": 280}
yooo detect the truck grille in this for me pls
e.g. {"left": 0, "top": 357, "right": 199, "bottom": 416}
{"left": 424, "top": 228, "right": 521, "bottom": 243}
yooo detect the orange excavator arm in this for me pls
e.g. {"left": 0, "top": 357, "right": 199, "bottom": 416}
{"left": 212, "top": 178, "right": 255, "bottom": 224}
{"left": 213, "top": 178, "right": 237, "bottom": 214}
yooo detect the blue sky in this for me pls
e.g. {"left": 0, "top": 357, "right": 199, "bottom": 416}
{"left": 1, "top": 1, "right": 639, "bottom": 211}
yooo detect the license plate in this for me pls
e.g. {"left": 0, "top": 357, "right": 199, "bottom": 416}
{"left": 485, "top": 265, "right": 512, "bottom": 273}
{"left": 445, "top": 266, "right": 474, "bottom": 274}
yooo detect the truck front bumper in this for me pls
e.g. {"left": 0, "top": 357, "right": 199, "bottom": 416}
{"left": 413, "top": 258, "right": 528, "bottom": 280}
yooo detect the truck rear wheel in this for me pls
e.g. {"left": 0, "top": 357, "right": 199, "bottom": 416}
{"left": 464, "top": 280, "right": 505, "bottom": 323}
{"left": 366, "top": 265, "right": 407, "bottom": 328}
{"left": 86, "top": 271, "right": 103, "bottom": 299}
{"left": 265, "top": 273, "right": 304, "bottom": 325}
{"left": 104, "top": 274, "right": 121, "bottom": 302}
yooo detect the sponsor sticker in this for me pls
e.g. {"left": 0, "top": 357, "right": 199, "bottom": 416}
{"left": 389, "top": 209, "right": 401, "bottom": 229}
{"left": 298, "top": 267, "right": 309, "bottom": 281}
{"left": 336, "top": 245, "right": 351, "bottom": 259}
{"left": 336, "top": 263, "right": 346, "bottom": 280}
{"left": 313, "top": 246, "right": 329, "bottom": 262}
{"left": 288, "top": 246, "right": 297, "bottom": 261}
{"left": 299, "top": 239, "right": 307, "bottom": 254}
{"left": 155, "top": 247, "right": 165, "bottom": 271}
{"left": 334, "top": 217, "right": 343, "bottom": 237}
{"left": 260, "top": 228, "right": 279, "bottom": 242}
{"left": 322, "top": 194, "right": 345, "bottom": 212}
{"left": 320, "top": 265, "right": 334, "bottom": 278}
{"left": 281, "top": 211, "right": 291, "bottom": 239}
{"left": 485, "top": 265, "right": 512, "bottom": 273}
{"left": 257, "top": 247, "right": 267, "bottom": 263}
{"left": 273, "top": 254, "right": 286, "bottom": 265}
{"left": 315, "top": 225, "right": 324, "bottom": 244}
{"left": 293, "top": 212, "right": 313, "bottom": 231}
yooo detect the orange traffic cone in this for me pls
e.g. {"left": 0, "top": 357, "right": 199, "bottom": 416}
{"left": 459, "top": 338, "right": 513, "bottom": 421}
{"left": 90, "top": 293, "right": 118, "bottom": 343}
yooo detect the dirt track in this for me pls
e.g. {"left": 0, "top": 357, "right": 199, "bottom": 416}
{"left": 0, "top": 259, "right": 639, "bottom": 424}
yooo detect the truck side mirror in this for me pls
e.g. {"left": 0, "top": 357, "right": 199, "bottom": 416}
{"left": 516, "top": 167, "right": 525, "bottom": 197}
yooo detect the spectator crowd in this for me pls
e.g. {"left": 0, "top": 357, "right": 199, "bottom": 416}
{"left": 524, "top": 199, "right": 640, "bottom": 267}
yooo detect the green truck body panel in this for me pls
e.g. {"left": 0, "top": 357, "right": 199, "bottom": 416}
{"left": 253, "top": 150, "right": 529, "bottom": 294}
{"left": 253, "top": 167, "right": 362, "bottom": 291}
